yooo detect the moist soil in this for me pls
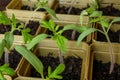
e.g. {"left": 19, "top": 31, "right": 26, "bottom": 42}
{"left": 0, "top": 0, "right": 11, "bottom": 11}
{"left": 96, "top": 26, "right": 120, "bottom": 43}
{"left": 21, "top": 5, "right": 46, "bottom": 11}
{"left": 30, "top": 53, "right": 82, "bottom": 80}
{"left": 93, "top": 60, "right": 120, "bottom": 80}
{"left": 56, "top": 6, "right": 87, "bottom": 15}
{"left": 99, "top": 4, "right": 120, "bottom": 16}
{"left": 0, "top": 49, "right": 22, "bottom": 70}
{"left": 0, "top": 21, "right": 40, "bottom": 35}
{"left": 47, "top": 26, "right": 86, "bottom": 41}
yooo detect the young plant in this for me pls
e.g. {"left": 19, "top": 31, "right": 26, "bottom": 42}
{"left": 27, "top": 19, "right": 68, "bottom": 64}
{"left": 15, "top": 42, "right": 65, "bottom": 80}
{"left": 63, "top": 10, "right": 120, "bottom": 74}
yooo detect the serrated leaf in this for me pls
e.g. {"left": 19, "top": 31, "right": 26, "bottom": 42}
{"left": 90, "top": 11, "right": 102, "bottom": 17}
{"left": 56, "top": 35, "right": 68, "bottom": 52}
{"left": 0, "top": 11, "right": 11, "bottom": 25}
{"left": 40, "top": 20, "right": 50, "bottom": 29}
{"left": 15, "top": 45, "right": 44, "bottom": 78}
{"left": 43, "top": 7, "right": 58, "bottom": 19}
{"left": 27, "top": 34, "right": 48, "bottom": 50}
{"left": 4, "top": 32, "right": 14, "bottom": 50}
{"left": 0, "top": 64, "right": 15, "bottom": 76}
{"left": 21, "top": 28, "right": 33, "bottom": 44}
{"left": 100, "top": 20, "right": 109, "bottom": 28}
{"left": 77, "top": 28, "right": 97, "bottom": 45}
{"left": 49, "top": 19, "right": 55, "bottom": 31}
{"left": 0, "top": 39, "right": 6, "bottom": 58}
{"left": 48, "top": 64, "right": 65, "bottom": 79}
{"left": 48, "top": 66, "right": 52, "bottom": 76}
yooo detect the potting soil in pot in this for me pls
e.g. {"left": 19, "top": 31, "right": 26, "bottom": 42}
{"left": 56, "top": 6, "right": 87, "bottom": 15}
{"left": 93, "top": 60, "right": 120, "bottom": 80}
{"left": 0, "top": 49, "right": 22, "bottom": 70}
{"left": 30, "top": 53, "right": 82, "bottom": 80}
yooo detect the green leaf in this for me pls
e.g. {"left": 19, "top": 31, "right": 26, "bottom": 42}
{"left": 48, "top": 66, "right": 52, "bottom": 76}
{"left": 56, "top": 35, "right": 68, "bottom": 52}
{"left": 90, "top": 18, "right": 100, "bottom": 23}
{"left": 40, "top": 20, "right": 50, "bottom": 29}
{"left": 80, "top": 10, "right": 88, "bottom": 26}
{"left": 0, "top": 39, "right": 6, "bottom": 58}
{"left": 90, "top": 11, "right": 102, "bottom": 17}
{"left": 21, "top": 28, "right": 33, "bottom": 44}
{"left": 100, "top": 19, "right": 109, "bottom": 28}
{"left": 15, "top": 45, "right": 44, "bottom": 78}
{"left": 0, "top": 11, "right": 11, "bottom": 25}
{"left": 0, "top": 64, "right": 15, "bottom": 76}
{"left": 0, "top": 72, "right": 5, "bottom": 80}
{"left": 27, "top": 34, "right": 48, "bottom": 50}
{"left": 77, "top": 28, "right": 97, "bottom": 45}
{"left": 49, "top": 19, "right": 55, "bottom": 31}
{"left": 48, "top": 64, "right": 65, "bottom": 79}
{"left": 63, "top": 24, "right": 87, "bottom": 33}
{"left": 4, "top": 32, "right": 14, "bottom": 50}
{"left": 43, "top": 7, "right": 58, "bottom": 19}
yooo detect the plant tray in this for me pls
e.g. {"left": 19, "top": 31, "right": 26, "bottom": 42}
{"left": 6, "top": 0, "right": 57, "bottom": 19}
{"left": 14, "top": 39, "right": 90, "bottom": 80}
{"left": 89, "top": 41, "right": 120, "bottom": 80}
{"left": 51, "top": 0, "right": 92, "bottom": 25}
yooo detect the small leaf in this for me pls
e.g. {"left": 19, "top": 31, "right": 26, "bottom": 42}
{"left": 15, "top": 45, "right": 44, "bottom": 78}
{"left": 77, "top": 28, "right": 97, "bottom": 45}
{"left": 4, "top": 32, "right": 14, "bottom": 50}
{"left": 90, "top": 18, "right": 100, "bottom": 23}
{"left": 40, "top": 20, "right": 50, "bottom": 29}
{"left": 90, "top": 11, "right": 102, "bottom": 17}
{"left": 48, "top": 64, "right": 65, "bottom": 79}
{"left": 27, "top": 34, "right": 48, "bottom": 50}
{"left": 48, "top": 66, "right": 52, "bottom": 76}
{"left": 49, "top": 19, "right": 55, "bottom": 31}
{"left": 80, "top": 10, "right": 88, "bottom": 26}
{"left": 0, "top": 64, "right": 15, "bottom": 76}
{"left": 100, "top": 19, "right": 109, "bottom": 28}
{"left": 43, "top": 7, "right": 58, "bottom": 19}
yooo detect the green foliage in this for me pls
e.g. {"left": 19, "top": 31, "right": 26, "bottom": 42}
{"left": 0, "top": 64, "right": 15, "bottom": 80}
{"left": 46, "top": 64, "right": 65, "bottom": 80}
{"left": 41, "top": 19, "right": 68, "bottom": 52}
{"left": 15, "top": 45, "right": 65, "bottom": 80}
{"left": 15, "top": 45, "right": 44, "bottom": 78}
{"left": 27, "top": 34, "right": 48, "bottom": 50}
{"left": 21, "top": 28, "right": 33, "bottom": 44}
{"left": 0, "top": 11, "right": 11, "bottom": 25}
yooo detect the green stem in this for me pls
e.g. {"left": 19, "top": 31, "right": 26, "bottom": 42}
{"left": 58, "top": 50, "right": 64, "bottom": 64}
{"left": 102, "top": 26, "right": 115, "bottom": 74}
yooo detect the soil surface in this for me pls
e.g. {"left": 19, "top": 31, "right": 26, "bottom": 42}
{"left": 0, "top": 0, "right": 11, "bottom": 11}
{"left": 93, "top": 60, "right": 120, "bottom": 80}
{"left": 0, "top": 49, "right": 22, "bottom": 70}
{"left": 21, "top": 5, "right": 46, "bottom": 11}
{"left": 56, "top": 6, "right": 87, "bottom": 15}
{"left": 97, "top": 26, "right": 120, "bottom": 43}
{"left": 0, "top": 21, "right": 40, "bottom": 35}
{"left": 30, "top": 53, "right": 82, "bottom": 80}
{"left": 99, "top": 4, "right": 120, "bottom": 16}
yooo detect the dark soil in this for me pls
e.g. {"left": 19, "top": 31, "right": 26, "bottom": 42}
{"left": 0, "top": 49, "right": 22, "bottom": 70}
{"left": 0, "top": 0, "right": 11, "bottom": 11}
{"left": 96, "top": 27, "right": 120, "bottom": 43}
{"left": 47, "top": 26, "right": 86, "bottom": 41}
{"left": 93, "top": 60, "right": 120, "bottom": 80}
{"left": 99, "top": 4, "right": 120, "bottom": 16}
{"left": 30, "top": 53, "right": 82, "bottom": 80}
{"left": 21, "top": 5, "right": 46, "bottom": 11}
{"left": 0, "top": 21, "right": 40, "bottom": 35}
{"left": 56, "top": 6, "right": 87, "bottom": 15}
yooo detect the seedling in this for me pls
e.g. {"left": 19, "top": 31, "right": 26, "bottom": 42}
{"left": 63, "top": 1, "right": 120, "bottom": 74}
{"left": 15, "top": 42, "right": 65, "bottom": 80}
{"left": 27, "top": 19, "right": 68, "bottom": 64}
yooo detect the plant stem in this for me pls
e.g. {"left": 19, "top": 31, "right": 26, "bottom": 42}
{"left": 102, "top": 26, "right": 115, "bottom": 74}
{"left": 58, "top": 50, "right": 64, "bottom": 64}
{"left": 4, "top": 48, "right": 9, "bottom": 64}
